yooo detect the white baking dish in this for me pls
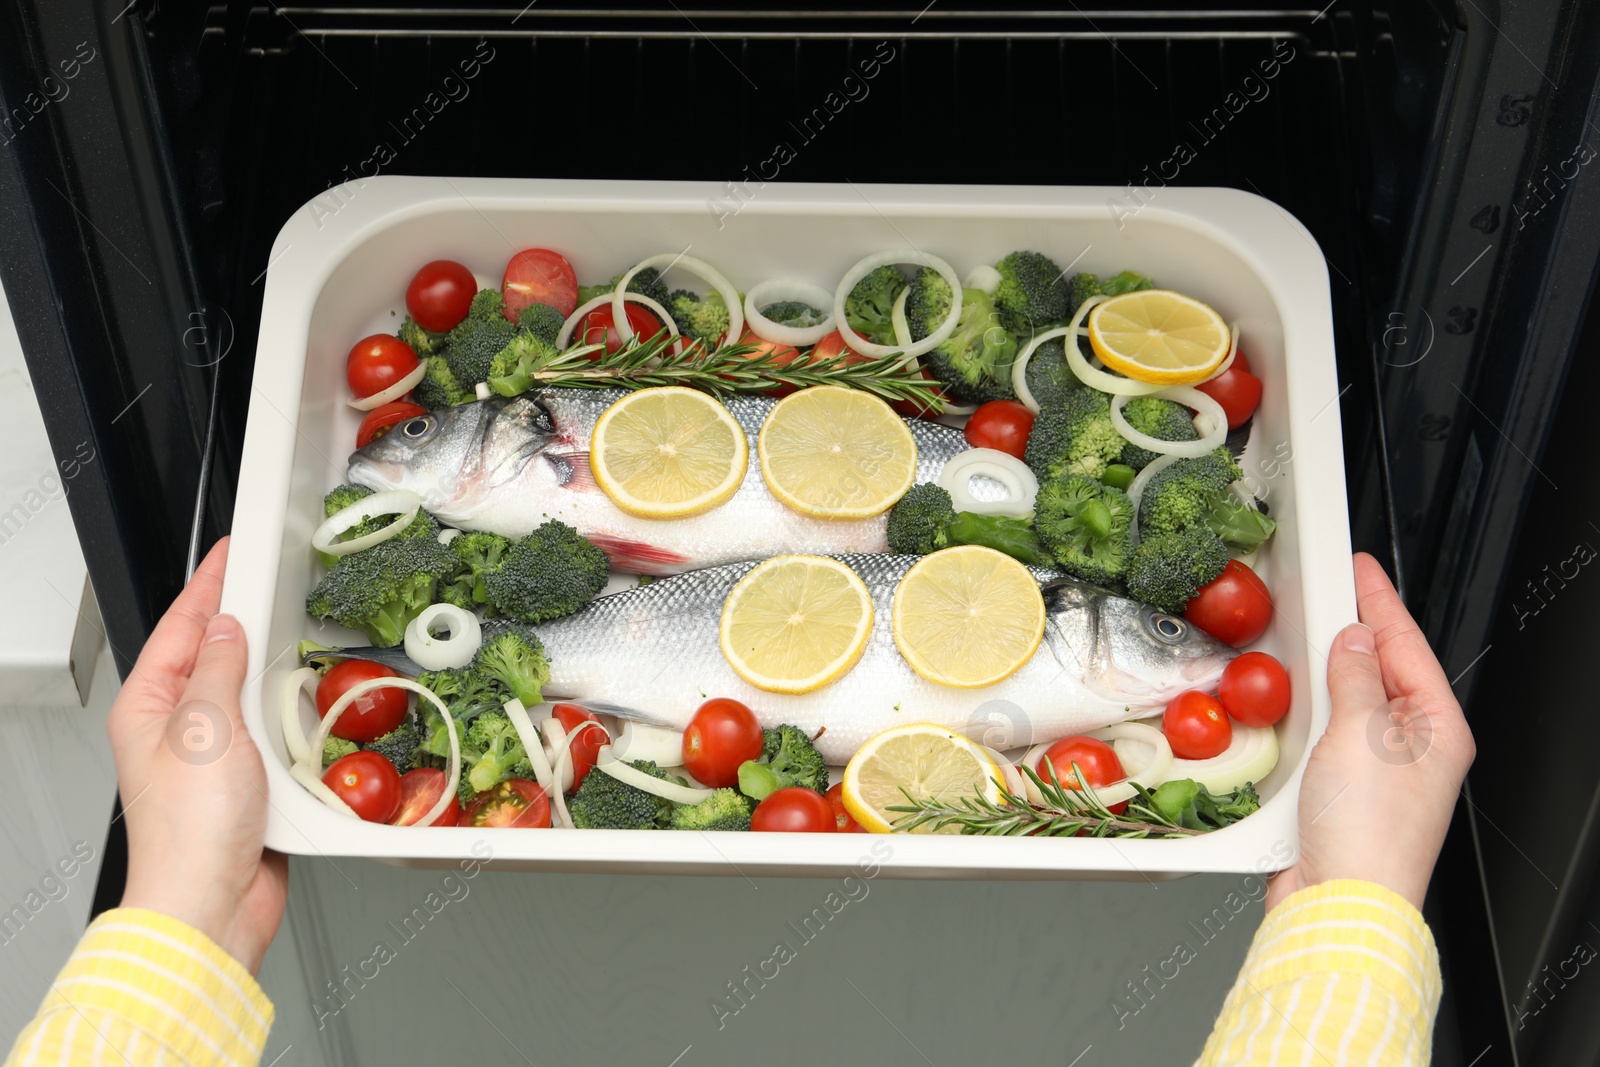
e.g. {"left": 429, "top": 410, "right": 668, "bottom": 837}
{"left": 222, "top": 176, "right": 1352, "bottom": 879}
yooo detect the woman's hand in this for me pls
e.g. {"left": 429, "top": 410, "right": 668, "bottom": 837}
{"left": 1266, "top": 552, "right": 1476, "bottom": 911}
{"left": 109, "top": 537, "right": 287, "bottom": 974}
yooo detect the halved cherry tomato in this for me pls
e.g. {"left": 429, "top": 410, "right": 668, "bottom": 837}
{"left": 552, "top": 703, "right": 606, "bottom": 791}
{"left": 1185, "top": 559, "right": 1273, "bottom": 647}
{"left": 502, "top": 248, "right": 578, "bottom": 320}
{"left": 751, "top": 787, "right": 835, "bottom": 832}
{"left": 1196, "top": 347, "right": 1262, "bottom": 429}
{"left": 464, "top": 778, "right": 551, "bottom": 828}
{"left": 391, "top": 768, "right": 461, "bottom": 826}
{"left": 346, "top": 334, "right": 421, "bottom": 400}
{"left": 406, "top": 259, "right": 477, "bottom": 333}
{"left": 324, "top": 752, "right": 403, "bottom": 823}
{"left": 572, "top": 303, "right": 667, "bottom": 355}
{"left": 357, "top": 401, "right": 428, "bottom": 449}
{"left": 965, "top": 400, "right": 1036, "bottom": 460}
{"left": 683, "top": 697, "right": 764, "bottom": 788}
{"left": 1218, "top": 651, "right": 1291, "bottom": 728}
{"left": 825, "top": 783, "right": 865, "bottom": 832}
{"left": 316, "top": 660, "right": 407, "bottom": 742}
{"left": 1040, "top": 736, "right": 1127, "bottom": 815}
{"left": 1163, "top": 691, "right": 1232, "bottom": 760}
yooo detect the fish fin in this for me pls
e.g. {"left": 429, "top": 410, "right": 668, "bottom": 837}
{"left": 585, "top": 535, "right": 691, "bottom": 576}
{"left": 552, "top": 449, "right": 597, "bottom": 492}
{"left": 574, "top": 700, "right": 682, "bottom": 730}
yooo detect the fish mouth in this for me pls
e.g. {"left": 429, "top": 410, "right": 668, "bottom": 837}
{"left": 345, "top": 456, "right": 407, "bottom": 493}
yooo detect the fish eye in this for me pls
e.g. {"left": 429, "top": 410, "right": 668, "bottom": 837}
{"left": 527, "top": 400, "right": 555, "bottom": 434}
{"left": 1151, "top": 614, "right": 1187, "bottom": 642}
{"left": 400, "top": 417, "right": 432, "bottom": 439}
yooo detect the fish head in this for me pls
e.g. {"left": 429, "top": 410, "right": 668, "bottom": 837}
{"left": 1044, "top": 580, "right": 1239, "bottom": 710}
{"left": 346, "top": 396, "right": 564, "bottom": 520}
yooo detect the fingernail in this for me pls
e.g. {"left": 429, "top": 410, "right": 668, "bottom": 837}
{"left": 205, "top": 614, "right": 240, "bottom": 644}
{"left": 1341, "top": 624, "right": 1375, "bottom": 656}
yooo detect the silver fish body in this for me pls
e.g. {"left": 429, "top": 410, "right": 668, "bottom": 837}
{"left": 346, "top": 390, "right": 970, "bottom": 574}
{"left": 533, "top": 553, "right": 1238, "bottom": 763}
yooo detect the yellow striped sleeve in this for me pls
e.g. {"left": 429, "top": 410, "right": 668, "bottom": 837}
{"left": 4, "top": 907, "right": 274, "bottom": 1067}
{"left": 1196, "top": 879, "right": 1442, "bottom": 1066}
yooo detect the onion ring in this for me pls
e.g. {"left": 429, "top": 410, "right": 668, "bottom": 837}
{"left": 1110, "top": 387, "right": 1229, "bottom": 460}
{"left": 546, "top": 718, "right": 610, "bottom": 828}
{"left": 610, "top": 721, "right": 687, "bottom": 766}
{"left": 614, "top": 253, "right": 743, "bottom": 347}
{"left": 557, "top": 291, "right": 681, "bottom": 351}
{"left": 596, "top": 745, "right": 713, "bottom": 805}
{"left": 404, "top": 603, "right": 482, "bottom": 671}
{"left": 310, "top": 677, "right": 460, "bottom": 827}
{"left": 889, "top": 289, "right": 969, "bottom": 416}
{"left": 504, "top": 699, "right": 555, "bottom": 797}
{"left": 743, "top": 278, "right": 836, "bottom": 348}
{"left": 1197, "top": 323, "right": 1241, "bottom": 383}
{"left": 1020, "top": 722, "right": 1173, "bottom": 807}
{"left": 1063, "top": 295, "right": 1167, "bottom": 397}
{"left": 311, "top": 489, "right": 422, "bottom": 558}
{"left": 348, "top": 359, "right": 428, "bottom": 411}
{"left": 963, "top": 264, "right": 1001, "bottom": 296}
{"left": 833, "top": 249, "right": 963, "bottom": 360}
{"left": 1122, "top": 723, "right": 1278, "bottom": 795}
{"left": 937, "top": 448, "right": 1038, "bottom": 517}
{"left": 280, "top": 666, "right": 319, "bottom": 767}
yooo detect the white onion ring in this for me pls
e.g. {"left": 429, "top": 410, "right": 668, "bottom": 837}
{"left": 743, "top": 278, "right": 836, "bottom": 348}
{"left": 886, "top": 291, "right": 974, "bottom": 418}
{"left": 963, "top": 264, "right": 1001, "bottom": 296}
{"left": 595, "top": 745, "right": 713, "bottom": 805}
{"left": 504, "top": 699, "right": 555, "bottom": 797}
{"left": 543, "top": 717, "right": 572, "bottom": 795}
{"left": 311, "top": 489, "right": 422, "bottom": 558}
{"left": 404, "top": 603, "right": 482, "bottom": 671}
{"left": 1127, "top": 453, "right": 1182, "bottom": 546}
{"left": 310, "top": 677, "right": 460, "bottom": 827}
{"left": 545, "top": 719, "right": 610, "bottom": 829}
{"left": 833, "top": 249, "right": 963, "bottom": 360}
{"left": 348, "top": 359, "right": 428, "bottom": 410}
{"left": 438, "top": 528, "right": 462, "bottom": 545}
{"left": 1197, "top": 323, "right": 1241, "bottom": 383}
{"left": 1020, "top": 722, "right": 1173, "bottom": 808}
{"left": 938, "top": 448, "right": 1038, "bottom": 517}
{"left": 1063, "top": 295, "right": 1167, "bottom": 397}
{"left": 979, "top": 744, "right": 1027, "bottom": 796}
{"left": 1110, "top": 387, "right": 1229, "bottom": 460}
{"left": 290, "top": 763, "right": 360, "bottom": 819}
{"left": 279, "top": 667, "right": 319, "bottom": 767}
{"left": 610, "top": 721, "right": 686, "bottom": 766}
{"left": 474, "top": 382, "right": 492, "bottom": 401}
{"left": 615, "top": 253, "right": 743, "bottom": 347}
{"left": 557, "top": 291, "right": 681, "bottom": 351}
{"left": 1122, "top": 723, "right": 1278, "bottom": 795}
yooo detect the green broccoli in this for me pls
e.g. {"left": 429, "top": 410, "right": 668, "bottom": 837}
{"left": 669, "top": 788, "right": 754, "bottom": 831}
{"left": 843, "top": 266, "right": 908, "bottom": 347}
{"left": 472, "top": 621, "right": 551, "bottom": 708}
{"left": 1137, "top": 449, "right": 1275, "bottom": 552}
{"left": 1118, "top": 396, "right": 1199, "bottom": 470}
{"left": 577, "top": 267, "right": 672, "bottom": 309}
{"left": 885, "top": 483, "right": 1051, "bottom": 566}
{"left": 363, "top": 723, "right": 422, "bottom": 774}
{"left": 320, "top": 484, "right": 438, "bottom": 550}
{"left": 668, "top": 290, "right": 732, "bottom": 346}
{"left": 994, "top": 251, "right": 1069, "bottom": 332}
{"left": 1065, "top": 270, "right": 1156, "bottom": 317}
{"left": 305, "top": 536, "right": 457, "bottom": 647}
{"left": 1034, "top": 474, "right": 1134, "bottom": 584}
{"left": 443, "top": 289, "right": 518, "bottom": 386}
{"left": 1024, "top": 387, "right": 1129, "bottom": 482}
{"left": 462, "top": 711, "right": 529, "bottom": 794}
{"left": 569, "top": 759, "right": 677, "bottom": 830}
{"left": 1125, "top": 527, "right": 1230, "bottom": 613}
{"left": 438, "top": 531, "right": 512, "bottom": 613}
{"left": 483, "top": 520, "right": 610, "bottom": 624}
{"left": 737, "top": 725, "right": 828, "bottom": 802}
{"left": 486, "top": 331, "right": 560, "bottom": 398}
{"left": 398, "top": 316, "right": 442, "bottom": 362}
{"left": 322, "top": 736, "right": 359, "bottom": 768}
{"left": 413, "top": 354, "right": 473, "bottom": 409}
{"left": 1023, "top": 338, "right": 1078, "bottom": 409}
{"left": 906, "top": 268, "right": 1019, "bottom": 404}
{"left": 517, "top": 303, "right": 565, "bottom": 345}
{"left": 759, "top": 301, "right": 826, "bottom": 329}
{"left": 414, "top": 667, "right": 510, "bottom": 764}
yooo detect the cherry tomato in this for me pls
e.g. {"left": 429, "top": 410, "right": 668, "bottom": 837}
{"left": 1040, "top": 736, "right": 1128, "bottom": 815}
{"left": 1218, "top": 651, "right": 1291, "bottom": 728}
{"left": 1230, "top": 348, "right": 1253, "bottom": 374}
{"left": 502, "top": 248, "right": 578, "bottom": 320}
{"left": 316, "top": 660, "right": 408, "bottom": 742}
{"left": 964, "top": 400, "right": 1036, "bottom": 460}
{"left": 811, "top": 329, "right": 945, "bottom": 418}
{"left": 1196, "top": 361, "right": 1263, "bottom": 429}
{"left": 1163, "top": 691, "right": 1232, "bottom": 760}
{"left": 324, "top": 752, "right": 403, "bottom": 823}
{"left": 682, "top": 698, "right": 764, "bottom": 788}
{"left": 356, "top": 401, "right": 428, "bottom": 449}
{"left": 825, "top": 783, "right": 865, "bottom": 833}
{"left": 405, "top": 259, "right": 477, "bottom": 333}
{"left": 391, "top": 768, "right": 461, "bottom": 826}
{"left": 731, "top": 328, "right": 807, "bottom": 395}
{"left": 552, "top": 703, "right": 606, "bottom": 791}
{"left": 751, "top": 787, "right": 835, "bottom": 832}
{"left": 346, "top": 334, "right": 420, "bottom": 400}
{"left": 572, "top": 303, "right": 667, "bottom": 355}
{"left": 464, "top": 778, "right": 551, "bottom": 828}
{"left": 1185, "top": 559, "right": 1273, "bottom": 647}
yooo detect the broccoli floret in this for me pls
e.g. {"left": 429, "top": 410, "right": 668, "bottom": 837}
{"left": 885, "top": 483, "right": 1051, "bottom": 566}
{"left": 1066, "top": 274, "right": 1102, "bottom": 318}
{"left": 1065, "top": 270, "right": 1156, "bottom": 318}
{"left": 1137, "top": 448, "right": 1275, "bottom": 552}
{"left": 305, "top": 536, "right": 457, "bottom": 647}
{"left": 320, "top": 484, "right": 438, "bottom": 551}
{"left": 1034, "top": 474, "right": 1133, "bottom": 584}
{"left": 569, "top": 759, "right": 677, "bottom": 830}
{"left": 668, "top": 289, "right": 732, "bottom": 346}
{"left": 906, "top": 269, "right": 1019, "bottom": 404}
{"left": 759, "top": 301, "right": 826, "bottom": 329}
{"left": 516, "top": 303, "right": 565, "bottom": 345}
{"left": 483, "top": 520, "right": 610, "bottom": 624}
{"left": 398, "top": 316, "right": 442, "bottom": 362}
{"left": 414, "top": 667, "right": 509, "bottom": 763}
{"left": 1118, "top": 396, "right": 1200, "bottom": 470}
{"left": 1024, "top": 387, "right": 1129, "bottom": 482}
{"left": 843, "top": 266, "right": 908, "bottom": 347}
{"left": 472, "top": 621, "right": 551, "bottom": 708}
{"left": 1023, "top": 338, "right": 1078, "bottom": 409}
{"left": 486, "top": 331, "right": 560, "bottom": 398}
{"left": 737, "top": 725, "right": 828, "bottom": 802}
{"left": 322, "top": 736, "right": 359, "bottom": 768}
{"left": 1125, "top": 527, "right": 1230, "bottom": 613}
{"left": 462, "top": 710, "right": 529, "bottom": 794}
{"left": 363, "top": 723, "right": 422, "bottom": 774}
{"left": 438, "top": 531, "right": 512, "bottom": 613}
{"left": 994, "top": 251, "right": 1069, "bottom": 332}
{"left": 413, "top": 355, "right": 473, "bottom": 409}
{"left": 669, "top": 788, "right": 753, "bottom": 831}
{"left": 443, "top": 289, "right": 518, "bottom": 386}
{"left": 578, "top": 267, "right": 672, "bottom": 309}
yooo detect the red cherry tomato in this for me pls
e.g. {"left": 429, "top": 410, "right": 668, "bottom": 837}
{"left": 964, "top": 400, "right": 1036, "bottom": 460}
{"left": 1218, "top": 651, "right": 1291, "bottom": 728}
{"left": 405, "top": 259, "right": 477, "bottom": 333}
{"left": 682, "top": 698, "right": 764, "bottom": 788}
{"left": 1040, "top": 735, "right": 1128, "bottom": 815}
{"left": 552, "top": 703, "right": 606, "bottom": 791}
{"left": 346, "top": 335, "right": 420, "bottom": 400}
{"left": 1185, "top": 559, "right": 1273, "bottom": 647}
{"left": 464, "top": 778, "right": 551, "bottom": 828}
{"left": 572, "top": 303, "right": 668, "bottom": 355}
{"left": 323, "top": 752, "right": 403, "bottom": 823}
{"left": 1196, "top": 362, "right": 1263, "bottom": 429}
{"left": 1229, "top": 348, "right": 1253, "bottom": 374}
{"left": 391, "top": 768, "right": 461, "bottom": 826}
{"left": 502, "top": 248, "right": 578, "bottom": 320}
{"left": 751, "top": 787, "right": 835, "bottom": 832}
{"left": 811, "top": 329, "right": 945, "bottom": 418}
{"left": 1163, "top": 691, "right": 1232, "bottom": 760}
{"left": 356, "top": 401, "right": 428, "bottom": 449}
{"left": 825, "top": 783, "right": 865, "bottom": 833}
{"left": 316, "top": 660, "right": 408, "bottom": 742}
{"left": 732, "top": 328, "right": 807, "bottom": 395}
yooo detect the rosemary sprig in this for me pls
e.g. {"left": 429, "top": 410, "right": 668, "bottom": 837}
{"left": 885, "top": 761, "right": 1205, "bottom": 838}
{"left": 521, "top": 330, "right": 946, "bottom": 410}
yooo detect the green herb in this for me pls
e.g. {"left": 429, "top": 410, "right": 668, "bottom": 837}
{"left": 1136, "top": 779, "right": 1261, "bottom": 831}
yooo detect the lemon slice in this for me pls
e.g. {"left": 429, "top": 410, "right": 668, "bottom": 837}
{"left": 757, "top": 385, "right": 917, "bottom": 519}
{"left": 892, "top": 545, "right": 1046, "bottom": 688}
{"left": 1087, "top": 290, "right": 1231, "bottom": 385}
{"left": 842, "top": 723, "right": 1003, "bottom": 833}
{"left": 591, "top": 387, "right": 748, "bottom": 518}
{"left": 719, "top": 555, "right": 873, "bottom": 693}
